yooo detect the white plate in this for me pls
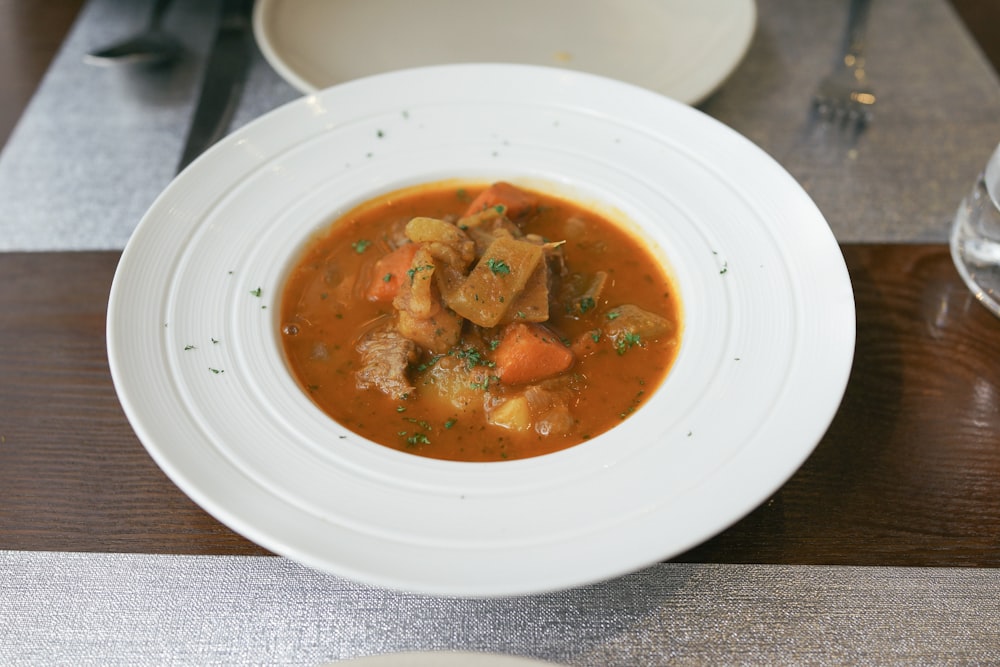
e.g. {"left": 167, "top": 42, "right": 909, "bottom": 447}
{"left": 252, "top": 0, "right": 756, "bottom": 105}
{"left": 107, "top": 64, "right": 854, "bottom": 597}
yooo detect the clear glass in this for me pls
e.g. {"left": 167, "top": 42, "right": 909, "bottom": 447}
{"left": 951, "top": 142, "right": 1000, "bottom": 318}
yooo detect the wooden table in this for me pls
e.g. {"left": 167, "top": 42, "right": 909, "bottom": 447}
{"left": 3, "top": 0, "right": 1000, "bottom": 569}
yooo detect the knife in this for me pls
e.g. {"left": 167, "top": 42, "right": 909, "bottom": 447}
{"left": 176, "top": 0, "right": 255, "bottom": 173}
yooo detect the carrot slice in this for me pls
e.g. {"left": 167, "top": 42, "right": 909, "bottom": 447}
{"left": 366, "top": 243, "right": 420, "bottom": 302}
{"left": 462, "top": 182, "right": 538, "bottom": 220}
{"left": 493, "top": 322, "right": 574, "bottom": 385}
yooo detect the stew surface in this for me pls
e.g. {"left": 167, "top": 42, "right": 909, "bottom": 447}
{"left": 280, "top": 180, "right": 682, "bottom": 462}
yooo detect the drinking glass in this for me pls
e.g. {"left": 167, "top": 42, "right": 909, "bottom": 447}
{"left": 951, "top": 142, "right": 1000, "bottom": 318}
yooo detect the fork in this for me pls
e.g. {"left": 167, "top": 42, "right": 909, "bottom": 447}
{"left": 812, "top": 0, "right": 877, "bottom": 125}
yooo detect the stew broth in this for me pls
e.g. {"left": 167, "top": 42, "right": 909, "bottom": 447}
{"left": 280, "top": 181, "right": 682, "bottom": 462}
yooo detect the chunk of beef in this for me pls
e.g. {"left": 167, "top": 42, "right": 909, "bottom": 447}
{"left": 355, "top": 326, "right": 417, "bottom": 400}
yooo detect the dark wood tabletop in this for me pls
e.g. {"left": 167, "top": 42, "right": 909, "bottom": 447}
{"left": 3, "top": 0, "right": 1000, "bottom": 567}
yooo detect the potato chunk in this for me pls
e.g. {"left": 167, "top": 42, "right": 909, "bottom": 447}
{"left": 446, "top": 236, "right": 543, "bottom": 327}
{"left": 487, "top": 395, "right": 532, "bottom": 431}
{"left": 405, "top": 217, "right": 475, "bottom": 268}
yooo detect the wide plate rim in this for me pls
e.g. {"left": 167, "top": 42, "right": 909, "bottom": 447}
{"left": 107, "top": 63, "right": 854, "bottom": 597}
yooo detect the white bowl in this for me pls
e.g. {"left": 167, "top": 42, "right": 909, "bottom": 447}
{"left": 107, "top": 64, "right": 855, "bottom": 597}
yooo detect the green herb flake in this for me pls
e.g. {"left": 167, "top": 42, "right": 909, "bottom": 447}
{"left": 615, "top": 331, "right": 642, "bottom": 356}
{"left": 250, "top": 287, "right": 262, "bottom": 297}
{"left": 444, "top": 419, "right": 457, "bottom": 429}
{"left": 209, "top": 367, "right": 224, "bottom": 374}
{"left": 486, "top": 258, "right": 511, "bottom": 275}
{"left": 406, "top": 264, "right": 434, "bottom": 285}
{"left": 416, "top": 354, "right": 444, "bottom": 372}
{"left": 406, "top": 433, "right": 431, "bottom": 446}
{"left": 184, "top": 344, "right": 197, "bottom": 351}
{"left": 578, "top": 296, "right": 596, "bottom": 314}
{"left": 383, "top": 273, "right": 393, "bottom": 282}
{"left": 453, "top": 347, "right": 495, "bottom": 370}
{"left": 352, "top": 239, "right": 372, "bottom": 254}
{"left": 470, "top": 375, "right": 500, "bottom": 391}
{"left": 606, "top": 311, "right": 621, "bottom": 321}
{"left": 404, "top": 417, "right": 433, "bottom": 430}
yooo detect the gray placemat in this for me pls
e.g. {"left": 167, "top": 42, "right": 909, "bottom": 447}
{"left": 0, "top": 0, "right": 297, "bottom": 252}
{"left": 1, "top": 0, "right": 999, "bottom": 251}
{"left": 3, "top": 551, "right": 999, "bottom": 666}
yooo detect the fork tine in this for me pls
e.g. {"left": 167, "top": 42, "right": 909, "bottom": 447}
{"left": 810, "top": 0, "right": 876, "bottom": 133}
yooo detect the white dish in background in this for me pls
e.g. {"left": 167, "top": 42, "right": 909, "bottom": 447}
{"left": 107, "top": 64, "right": 854, "bottom": 597}
{"left": 252, "top": 0, "right": 756, "bottom": 105}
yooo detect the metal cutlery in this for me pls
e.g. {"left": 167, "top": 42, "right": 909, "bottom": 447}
{"left": 84, "top": 0, "right": 181, "bottom": 67}
{"left": 812, "top": 0, "right": 877, "bottom": 126}
{"left": 176, "top": 0, "right": 255, "bottom": 173}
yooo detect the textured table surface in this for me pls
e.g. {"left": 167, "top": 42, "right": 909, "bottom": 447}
{"left": 4, "top": 0, "right": 1000, "bottom": 664}
{"left": 1, "top": 0, "right": 999, "bottom": 250}
{"left": 5, "top": 551, "right": 1000, "bottom": 666}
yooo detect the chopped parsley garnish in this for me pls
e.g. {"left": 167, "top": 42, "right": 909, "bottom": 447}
{"left": 352, "top": 239, "right": 372, "bottom": 253}
{"left": 578, "top": 296, "right": 596, "bottom": 313}
{"left": 453, "top": 347, "right": 495, "bottom": 370}
{"left": 486, "top": 258, "right": 511, "bottom": 275}
{"left": 209, "top": 367, "right": 224, "bottom": 374}
{"left": 606, "top": 311, "right": 620, "bottom": 320}
{"left": 382, "top": 273, "right": 393, "bottom": 282}
{"left": 184, "top": 344, "right": 196, "bottom": 351}
{"left": 615, "top": 331, "right": 642, "bottom": 356}
{"left": 619, "top": 389, "right": 646, "bottom": 419}
{"left": 250, "top": 287, "right": 262, "bottom": 297}
{"left": 416, "top": 354, "right": 444, "bottom": 372}
{"left": 406, "top": 433, "right": 431, "bottom": 446}
{"left": 406, "top": 264, "right": 434, "bottom": 284}
{"left": 444, "top": 419, "right": 457, "bottom": 429}
{"left": 470, "top": 375, "right": 500, "bottom": 391}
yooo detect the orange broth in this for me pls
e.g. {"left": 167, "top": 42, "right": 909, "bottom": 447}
{"left": 279, "top": 181, "right": 681, "bottom": 461}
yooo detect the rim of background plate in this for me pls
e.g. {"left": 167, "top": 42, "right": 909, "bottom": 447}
{"left": 251, "top": 0, "right": 757, "bottom": 105}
